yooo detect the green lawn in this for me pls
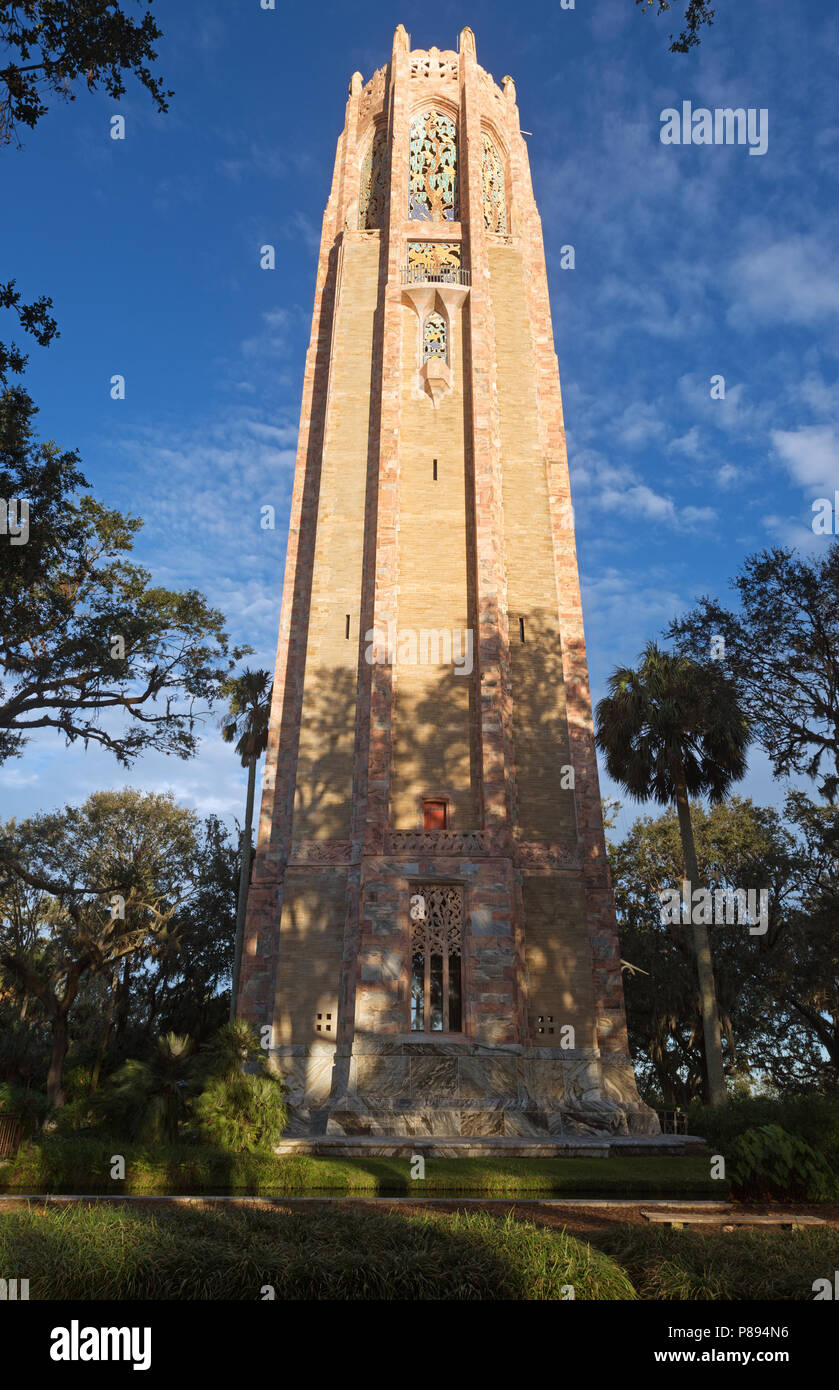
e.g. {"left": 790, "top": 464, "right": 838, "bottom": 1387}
{"left": 0, "top": 1136, "right": 719, "bottom": 1198}
{"left": 0, "top": 1203, "right": 635, "bottom": 1300}
{"left": 1, "top": 1202, "right": 835, "bottom": 1299}
{"left": 593, "top": 1224, "right": 839, "bottom": 1300}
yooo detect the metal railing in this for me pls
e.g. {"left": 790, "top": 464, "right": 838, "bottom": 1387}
{"left": 403, "top": 266, "right": 471, "bottom": 286}
{"left": 655, "top": 1108, "right": 688, "bottom": 1135}
{"left": 0, "top": 1113, "right": 24, "bottom": 1159}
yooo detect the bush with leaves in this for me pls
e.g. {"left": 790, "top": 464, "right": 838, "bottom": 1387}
{"left": 194, "top": 1021, "right": 287, "bottom": 1153}
{"left": 729, "top": 1124, "right": 839, "bottom": 1202}
{"left": 688, "top": 1094, "right": 839, "bottom": 1172}
{"left": 193, "top": 1073, "right": 287, "bottom": 1154}
{"left": 94, "top": 1034, "right": 199, "bottom": 1144}
{"left": 0, "top": 1081, "right": 47, "bottom": 1136}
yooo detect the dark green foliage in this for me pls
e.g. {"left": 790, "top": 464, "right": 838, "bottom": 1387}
{"left": 193, "top": 1074, "right": 288, "bottom": 1154}
{"left": 0, "top": 382, "right": 248, "bottom": 766}
{"left": 193, "top": 1021, "right": 288, "bottom": 1153}
{"left": 0, "top": 1080, "right": 47, "bottom": 1135}
{"left": 668, "top": 544, "right": 839, "bottom": 802}
{"left": 0, "top": 1203, "right": 637, "bottom": 1300}
{"left": 597, "top": 1225, "right": 839, "bottom": 1300}
{"left": 199, "top": 1019, "right": 265, "bottom": 1082}
{"left": 687, "top": 1094, "right": 839, "bottom": 1171}
{"left": 728, "top": 1125, "right": 838, "bottom": 1202}
{"left": 94, "top": 1034, "right": 199, "bottom": 1144}
{"left": 0, "top": 0, "right": 172, "bottom": 146}
{"left": 0, "top": 798, "right": 238, "bottom": 1106}
{"left": 0, "top": 1137, "right": 718, "bottom": 1198}
{"left": 0, "top": 279, "right": 59, "bottom": 384}
{"left": 635, "top": 1, "right": 716, "bottom": 55}
{"left": 595, "top": 641, "right": 749, "bottom": 809}
{"left": 136, "top": 816, "right": 237, "bottom": 1045}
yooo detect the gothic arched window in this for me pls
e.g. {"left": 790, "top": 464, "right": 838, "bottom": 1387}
{"left": 359, "top": 126, "right": 387, "bottom": 230}
{"left": 481, "top": 132, "right": 507, "bottom": 234}
{"left": 409, "top": 110, "right": 458, "bottom": 221}
{"left": 410, "top": 885, "right": 463, "bottom": 1032}
{"left": 423, "top": 312, "right": 447, "bottom": 362}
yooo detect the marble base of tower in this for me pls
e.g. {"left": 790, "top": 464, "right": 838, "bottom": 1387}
{"left": 271, "top": 1041, "right": 659, "bottom": 1139}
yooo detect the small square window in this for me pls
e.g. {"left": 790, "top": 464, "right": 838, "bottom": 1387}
{"left": 423, "top": 799, "right": 447, "bottom": 830}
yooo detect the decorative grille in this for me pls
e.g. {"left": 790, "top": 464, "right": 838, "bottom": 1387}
{"left": 481, "top": 132, "right": 507, "bottom": 233}
{"left": 410, "top": 884, "right": 464, "bottom": 1033}
{"left": 409, "top": 110, "right": 458, "bottom": 221}
{"left": 423, "top": 312, "right": 447, "bottom": 361}
{"left": 359, "top": 126, "right": 387, "bottom": 230}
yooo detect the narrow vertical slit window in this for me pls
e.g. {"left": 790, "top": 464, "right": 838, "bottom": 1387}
{"left": 345, "top": 614, "right": 351, "bottom": 639}
{"left": 519, "top": 617, "right": 526, "bottom": 643}
{"left": 433, "top": 458, "right": 438, "bottom": 480}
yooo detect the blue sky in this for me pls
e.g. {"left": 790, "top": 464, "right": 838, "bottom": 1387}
{"left": 2, "top": 0, "right": 837, "bottom": 838}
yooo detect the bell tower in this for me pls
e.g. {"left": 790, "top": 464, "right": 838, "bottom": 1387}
{"left": 237, "top": 25, "right": 656, "bottom": 1141}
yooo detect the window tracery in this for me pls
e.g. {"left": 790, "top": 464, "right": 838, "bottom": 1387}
{"left": 481, "top": 132, "right": 507, "bottom": 233}
{"left": 422, "top": 312, "right": 447, "bottom": 362}
{"left": 359, "top": 126, "right": 387, "bottom": 230}
{"left": 410, "top": 885, "right": 463, "bottom": 1032}
{"left": 409, "top": 110, "right": 458, "bottom": 221}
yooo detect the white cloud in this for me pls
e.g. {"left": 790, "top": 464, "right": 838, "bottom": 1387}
{"left": 771, "top": 425, "right": 839, "bottom": 495}
{"left": 670, "top": 426, "right": 703, "bottom": 459}
{"left": 730, "top": 235, "right": 839, "bottom": 328}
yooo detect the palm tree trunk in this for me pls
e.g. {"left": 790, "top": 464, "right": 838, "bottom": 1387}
{"left": 672, "top": 765, "right": 727, "bottom": 1107}
{"left": 230, "top": 755, "right": 257, "bottom": 1022}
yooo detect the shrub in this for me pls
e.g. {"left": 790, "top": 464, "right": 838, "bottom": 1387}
{"left": 729, "top": 1124, "right": 839, "bottom": 1201}
{"left": 598, "top": 1225, "right": 839, "bottom": 1300}
{"left": 194, "top": 1073, "right": 287, "bottom": 1153}
{"left": 0, "top": 1083, "right": 49, "bottom": 1136}
{"left": 688, "top": 1095, "right": 839, "bottom": 1173}
{"left": 198, "top": 1019, "right": 265, "bottom": 1081}
{"left": 94, "top": 1034, "right": 199, "bottom": 1143}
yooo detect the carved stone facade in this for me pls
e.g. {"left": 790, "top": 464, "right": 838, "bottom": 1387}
{"left": 237, "top": 26, "right": 656, "bottom": 1142}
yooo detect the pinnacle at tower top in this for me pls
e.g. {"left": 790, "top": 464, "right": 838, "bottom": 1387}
{"left": 237, "top": 27, "right": 658, "bottom": 1143}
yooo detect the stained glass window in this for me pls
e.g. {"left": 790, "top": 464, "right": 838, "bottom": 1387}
{"left": 406, "top": 241, "right": 461, "bottom": 282}
{"left": 481, "top": 132, "right": 507, "bottom": 234}
{"left": 359, "top": 126, "right": 387, "bottom": 230}
{"left": 409, "top": 110, "right": 458, "bottom": 221}
{"left": 423, "top": 312, "right": 447, "bottom": 362}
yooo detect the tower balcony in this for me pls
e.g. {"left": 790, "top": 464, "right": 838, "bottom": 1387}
{"left": 402, "top": 266, "right": 471, "bottom": 287}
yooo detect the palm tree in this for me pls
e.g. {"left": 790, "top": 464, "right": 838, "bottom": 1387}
{"left": 220, "top": 669, "right": 273, "bottom": 1022}
{"left": 595, "top": 641, "right": 749, "bottom": 1107}
{"left": 98, "top": 1033, "right": 199, "bottom": 1144}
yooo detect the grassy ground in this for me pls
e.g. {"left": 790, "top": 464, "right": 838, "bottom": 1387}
{"left": 594, "top": 1224, "right": 839, "bottom": 1300}
{"left": 0, "top": 1136, "right": 719, "bottom": 1198}
{"left": 2, "top": 1200, "right": 836, "bottom": 1299}
{"left": 0, "top": 1202, "right": 635, "bottom": 1300}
